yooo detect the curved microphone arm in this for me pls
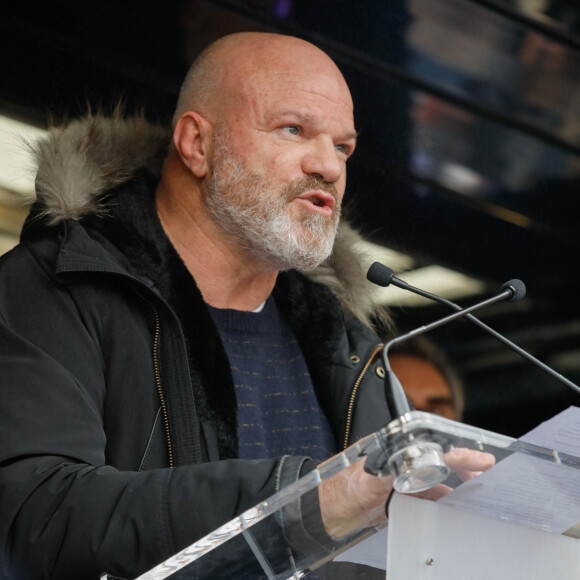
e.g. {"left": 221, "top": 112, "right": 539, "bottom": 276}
{"left": 368, "top": 262, "right": 580, "bottom": 397}
{"left": 379, "top": 286, "right": 522, "bottom": 419}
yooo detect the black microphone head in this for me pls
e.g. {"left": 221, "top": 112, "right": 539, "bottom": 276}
{"left": 501, "top": 279, "right": 526, "bottom": 301}
{"left": 367, "top": 262, "right": 395, "bottom": 287}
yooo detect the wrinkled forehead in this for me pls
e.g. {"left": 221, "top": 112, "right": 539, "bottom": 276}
{"left": 214, "top": 39, "right": 354, "bottom": 122}
{"left": 257, "top": 64, "right": 353, "bottom": 106}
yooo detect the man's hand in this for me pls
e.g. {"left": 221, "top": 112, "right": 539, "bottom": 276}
{"left": 318, "top": 447, "right": 495, "bottom": 538}
{"left": 318, "top": 458, "right": 393, "bottom": 538}
{"left": 408, "top": 447, "right": 496, "bottom": 501}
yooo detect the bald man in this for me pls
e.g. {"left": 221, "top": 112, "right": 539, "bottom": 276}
{"left": 0, "top": 32, "right": 492, "bottom": 579}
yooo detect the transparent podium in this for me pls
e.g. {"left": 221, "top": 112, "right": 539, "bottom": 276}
{"left": 129, "top": 411, "right": 580, "bottom": 580}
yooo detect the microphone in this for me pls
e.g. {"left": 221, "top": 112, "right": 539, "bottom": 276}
{"left": 368, "top": 262, "right": 526, "bottom": 303}
{"left": 367, "top": 262, "right": 580, "bottom": 397}
{"left": 377, "top": 280, "right": 528, "bottom": 420}
{"left": 364, "top": 263, "right": 580, "bottom": 493}
{"left": 363, "top": 282, "right": 521, "bottom": 490}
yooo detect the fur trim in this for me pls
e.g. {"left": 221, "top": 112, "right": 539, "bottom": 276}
{"left": 31, "top": 114, "right": 390, "bottom": 330}
{"left": 32, "top": 110, "right": 170, "bottom": 224}
{"left": 305, "top": 223, "right": 393, "bottom": 333}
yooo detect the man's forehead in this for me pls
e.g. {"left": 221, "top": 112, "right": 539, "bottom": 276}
{"left": 209, "top": 37, "right": 355, "bottom": 132}
{"left": 221, "top": 37, "right": 352, "bottom": 100}
{"left": 240, "top": 69, "right": 354, "bottom": 117}
{"left": 261, "top": 63, "right": 351, "bottom": 99}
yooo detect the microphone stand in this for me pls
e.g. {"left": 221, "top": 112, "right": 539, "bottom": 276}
{"left": 365, "top": 286, "right": 519, "bottom": 492}
{"left": 382, "top": 288, "right": 518, "bottom": 419}
{"left": 365, "top": 262, "right": 580, "bottom": 492}
{"left": 369, "top": 262, "right": 580, "bottom": 396}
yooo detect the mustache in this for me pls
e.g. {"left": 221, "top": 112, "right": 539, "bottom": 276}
{"left": 283, "top": 175, "right": 340, "bottom": 203}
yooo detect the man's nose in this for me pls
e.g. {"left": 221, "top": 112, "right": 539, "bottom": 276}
{"left": 301, "top": 136, "right": 343, "bottom": 184}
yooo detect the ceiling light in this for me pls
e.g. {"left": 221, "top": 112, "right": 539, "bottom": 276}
{"left": 0, "top": 114, "right": 47, "bottom": 197}
{"left": 354, "top": 237, "right": 487, "bottom": 306}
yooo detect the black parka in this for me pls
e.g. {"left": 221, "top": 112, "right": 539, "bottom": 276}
{"left": 0, "top": 115, "right": 392, "bottom": 579}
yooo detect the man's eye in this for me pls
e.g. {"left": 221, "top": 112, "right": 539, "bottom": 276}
{"left": 282, "top": 125, "right": 300, "bottom": 136}
{"left": 336, "top": 144, "right": 353, "bottom": 159}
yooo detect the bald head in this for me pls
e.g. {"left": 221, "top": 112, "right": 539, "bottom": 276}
{"left": 172, "top": 32, "right": 352, "bottom": 126}
{"left": 158, "top": 31, "right": 357, "bottom": 296}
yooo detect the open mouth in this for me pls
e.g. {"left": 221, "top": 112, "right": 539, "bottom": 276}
{"left": 295, "top": 191, "right": 336, "bottom": 216}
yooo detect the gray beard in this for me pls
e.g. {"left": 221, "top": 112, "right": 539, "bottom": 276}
{"left": 205, "top": 133, "right": 341, "bottom": 271}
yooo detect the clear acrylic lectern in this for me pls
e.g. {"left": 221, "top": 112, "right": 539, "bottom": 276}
{"left": 120, "top": 410, "right": 580, "bottom": 580}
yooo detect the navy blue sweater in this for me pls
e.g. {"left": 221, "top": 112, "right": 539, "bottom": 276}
{"left": 208, "top": 298, "right": 336, "bottom": 461}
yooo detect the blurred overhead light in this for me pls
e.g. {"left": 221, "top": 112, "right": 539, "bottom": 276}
{"left": 0, "top": 114, "right": 46, "bottom": 254}
{"left": 0, "top": 114, "right": 46, "bottom": 197}
{"left": 354, "top": 238, "right": 487, "bottom": 307}
{"left": 0, "top": 115, "right": 47, "bottom": 197}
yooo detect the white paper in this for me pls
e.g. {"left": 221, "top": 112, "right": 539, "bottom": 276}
{"left": 519, "top": 405, "right": 580, "bottom": 456}
{"left": 335, "top": 407, "right": 580, "bottom": 569}
{"left": 439, "top": 405, "right": 580, "bottom": 534}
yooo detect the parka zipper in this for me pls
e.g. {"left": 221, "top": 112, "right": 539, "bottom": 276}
{"left": 134, "top": 289, "right": 174, "bottom": 468}
{"left": 342, "top": 343, "right": 384, "bottom": 450}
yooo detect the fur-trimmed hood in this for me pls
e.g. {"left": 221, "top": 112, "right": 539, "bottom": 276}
{"left": 30, "top": 112, "right": 390, "bottom": 331}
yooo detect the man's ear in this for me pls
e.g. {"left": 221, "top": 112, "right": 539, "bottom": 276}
{"left": 173, "top": 112, "right": 213, "bottom": 178}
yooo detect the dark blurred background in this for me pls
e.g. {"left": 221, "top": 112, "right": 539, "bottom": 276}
{"left": 1, "top": 0, "right": 580, "bottom": 437}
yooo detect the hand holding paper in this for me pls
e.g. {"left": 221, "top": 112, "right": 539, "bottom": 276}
{"left": 319, "top": 447, "right": 495, "bottom": 537}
